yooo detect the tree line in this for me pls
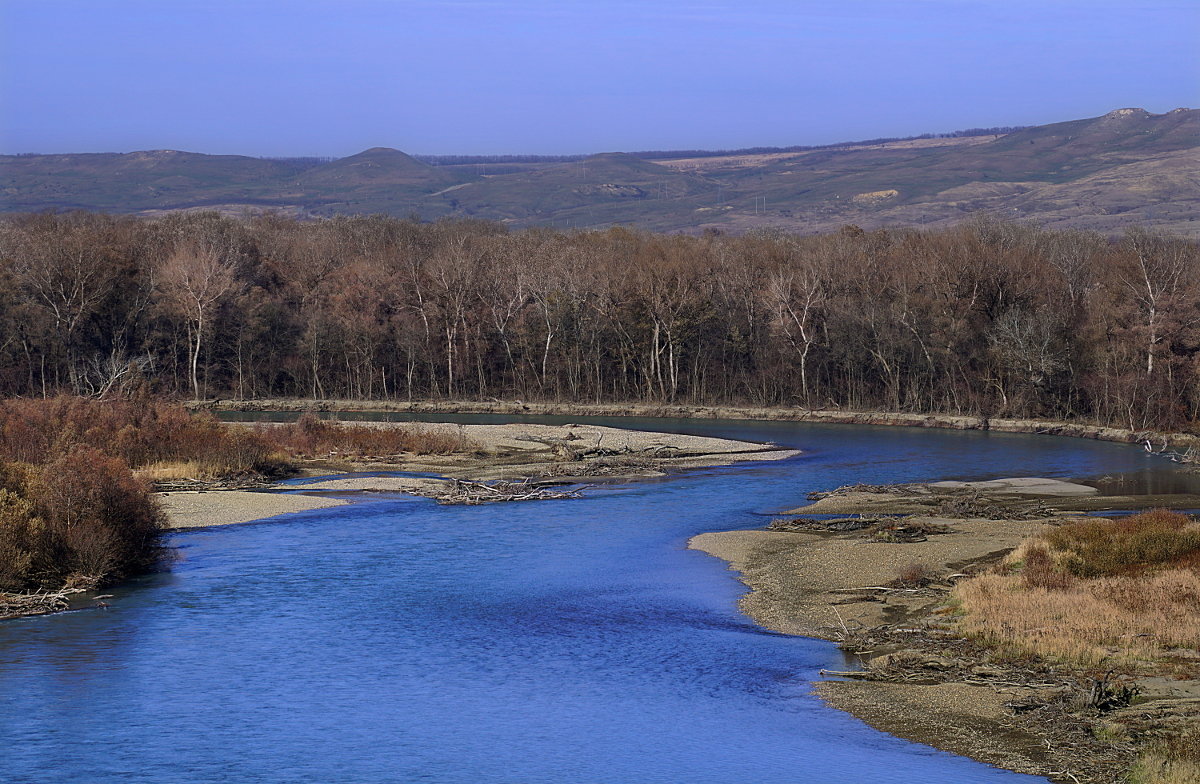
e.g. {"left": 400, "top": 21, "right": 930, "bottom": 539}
{"left": 0, "top": 210, "right": 1197, "bottom": 430}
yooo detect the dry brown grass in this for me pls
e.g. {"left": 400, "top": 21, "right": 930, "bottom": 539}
{"left": 1129, "top": 727, "right": 1200, "bottom": 784}
{"left": 134, "top": 460, "right": 212, "bottom": 482}
{"left": 258, "top": 414, "right": 479, "bottom": 458}
{"left": 955, "top": 569, "right": 1200, "bottom": 666}
{"left": 953, "top": 510, "right": 1200, "bottom": 667}
{"left": 1129, "top": 755, "right": 1200, "bottom": 784}
{"left": 1043, "top": 509, "right": 1200, "bottom": 577}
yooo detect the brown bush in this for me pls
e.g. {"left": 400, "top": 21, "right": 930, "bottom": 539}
{"left": 889, "top": 561, "right": 934, "bottom": 588}
{"left": 0, "top": 449, "right": 166, "bottom": 590}
{"left": 1043, "top": 509, "right": 1200, "bottom": 577}
{"left": 260, "top": 414, "right": 477, "bottom": 458}
{"left": 0, "top": 489, "right": 40, "bottom": 590}
{"left": 31, "top": 448, "right": 165, "bottom": 587}
{"left": 0, "top": 396, "right": 284, "bottom": 478}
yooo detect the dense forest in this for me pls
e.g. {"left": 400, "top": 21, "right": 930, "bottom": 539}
{"left": 0, "top": 211, "right": 1197, "bottom": 431}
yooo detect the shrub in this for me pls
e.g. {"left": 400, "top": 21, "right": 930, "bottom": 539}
{"left": 0, "top": 489, "right": 40, "bottom": 590}
{"left": 889, "top": 561, "right": 934, "bottom": 588}
{"left": 1043, "top": 509, "right": 1200, "bottom": 577}
{"left": 0, "top": 396, "right": 284, "bottom": 478}
{"left": 260, "top": 414, "right": 477, "bottom": 458}
{"left": 0, "top": 450, "right": 165, "bottom": 591}
{"left": 27, "top": 448, "right": 165, "bottom": 588}
{"left": 0, "top": 397, "right": 477, "bottom": 595}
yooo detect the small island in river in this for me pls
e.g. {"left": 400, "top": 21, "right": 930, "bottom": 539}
{"left": 157, "top": 421, "right": 799, "bottom": 528}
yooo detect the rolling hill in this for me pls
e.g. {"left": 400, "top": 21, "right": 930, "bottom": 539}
{"left": 2, "top": 107, "right": 1196, "bottom": 236}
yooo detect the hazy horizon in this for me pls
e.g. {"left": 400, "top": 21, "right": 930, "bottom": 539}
{"left": 2, "top": 0, "right": 1198, "bottom": 158}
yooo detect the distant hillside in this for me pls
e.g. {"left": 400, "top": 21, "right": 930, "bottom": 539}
{"left": 2, "top": 107, "right": 1196, "bottom": 236}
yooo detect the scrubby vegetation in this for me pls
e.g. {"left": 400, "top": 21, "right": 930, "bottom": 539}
{"left": 0, "top": 397, "right": 480, "bottom": 483}
{"left": 1041, "top": 508, "right": 1200, "bottom": 577}
{"left": 0, "top": 395, "right": 287, "bottom": 479}
{"left": 0, "top": 450, "right": 164, "bottom": 592}
{"left": 1128, "top": 727, "right": 1200, "bottom": 784}
{"left": 954, "top": 510, "right": 1200, "bottom": 667}
{"left": 943, "top": 510, "right": 1200, "bottom": 780}
{"left": 267, "top": 413, "right": 476, "bottom": 460}
{"left": 0, "top": 397, "right": 481, "bottom": 601}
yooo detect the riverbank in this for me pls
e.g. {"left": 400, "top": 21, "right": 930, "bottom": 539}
{"left": 690, "top": 479, "right": 1200, "bottom": 784}
{"left": 157, "top": 491, "right": 349, "bottom": 529}
{"left": 197, "top": 398, "right": 1200, "bottom": 452}
{"left": 157, "top": 422, "right": 798, "bottom": 529}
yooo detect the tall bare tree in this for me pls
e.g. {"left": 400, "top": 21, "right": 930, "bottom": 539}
{"left": 157, "top": 243, "right": 241, "bottom": 399}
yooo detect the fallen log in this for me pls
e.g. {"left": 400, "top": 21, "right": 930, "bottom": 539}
{"left": 819, "top": 669, "right": 877, "bottom": 680}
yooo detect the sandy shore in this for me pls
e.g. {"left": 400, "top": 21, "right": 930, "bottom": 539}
{"left": 158, "top": 421, "right": 797, "bottom": 528}
{"left": 689, "top": 511, "right": 1075, "bottom": 778}
{"left": 158, "top": 490, "right": 347, "bottom": 529}
{"left": 690, "top": 479, "right": 1200, "bottom": 783}
{"left": 691, "top": 515, "right": 1048, "bottom": 637}
{"left": 199, "top": 397, "right": 1200, "bottom": 451}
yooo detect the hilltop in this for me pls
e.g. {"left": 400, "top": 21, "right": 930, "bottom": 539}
{"left": 1, "top": 107, "right": 1196, "bottom": 235}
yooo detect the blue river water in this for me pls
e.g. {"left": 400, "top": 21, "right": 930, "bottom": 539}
{"left": 2, "top": 418, "right": 1193, "bottom": 783}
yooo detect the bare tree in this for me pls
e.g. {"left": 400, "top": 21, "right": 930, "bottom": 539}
{"left": 766, "top": 237, "right": 829, "bottom": 404}
{"left": 157, "top": 243, "right": 241, "bottom": 399}
{"left": 1119, "top": 228, "right": 1194, "bottom": 376}
{"left": 3, "top": 214, "right": 119, "bottom": 391}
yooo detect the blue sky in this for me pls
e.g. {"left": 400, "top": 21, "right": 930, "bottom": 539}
{"left": 1, "top": 0, "right": 1196, "bottom": 156}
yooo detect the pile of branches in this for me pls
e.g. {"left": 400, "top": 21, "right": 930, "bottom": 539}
{"left": 867, "top": 519, "right": 951, "bottom": 543}
{"left": 0, "top": 589, "right": 76, "bottom": 620}
{"left": 806, "top": 483, "right": 926, "bottom": 501}
{"left": 515, "top": 432, "right": 691, "bottom": 462}
{"left": 432, "top": 479, "right": 589, "bottom": 505}
{"left": 153, "top": 477, "right": 274, "bottom": 492}
{"left": 540, "top": 455, "right": 658, "bottom": 478}
{"left": 768, "top": 515, "right": 884, "bottom": 532}
{"left": 934, "top": 494, "right": 1049, "bottom": 520}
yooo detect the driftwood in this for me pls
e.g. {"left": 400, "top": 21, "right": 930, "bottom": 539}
{"left": 768, "top": 515, "right": 882, "bottom": 532}
{"left": 515, "top": 435, "right": 684, "bottom": 462}
{"left": 807, "top": 483, "right": 927, "bottom": 501}
{"left": 819, "top": 669, "right": 876, "bottom": 680}
{"left": 432, "top": 478, "right": 590, "bottom": 505}
{"left": 0, "top": 588, "right": 78, "bottom": 620}
{"left": 1144, "top": 438, "right": 1199, "bottom": 464}
{"left": 829, "top": 586, "right": 926, "bottom": 594}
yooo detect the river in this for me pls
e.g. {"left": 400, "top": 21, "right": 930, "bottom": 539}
{"left": 2, "top": 417, "right": 1192, "bottom": 783}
